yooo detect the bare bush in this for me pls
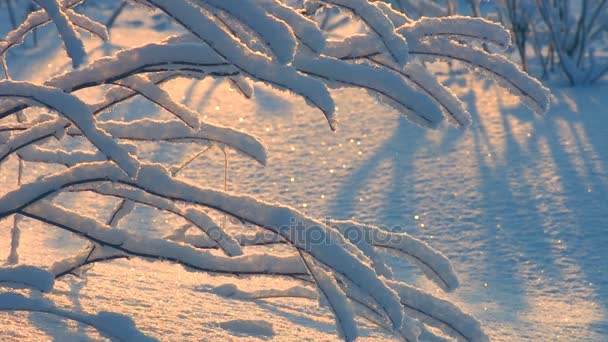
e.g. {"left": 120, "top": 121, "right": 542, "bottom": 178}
{"left": 497, "top": 0, "right": 608, "bottom": 85}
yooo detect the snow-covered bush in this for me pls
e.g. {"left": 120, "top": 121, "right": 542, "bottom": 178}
{"left": 497, "top": 0, "right": 608, "bottom": 85}
{"left": 1, "top": 1, "right": 550, "bottom": 340}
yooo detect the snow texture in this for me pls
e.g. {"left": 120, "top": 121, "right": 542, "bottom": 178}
{"left": 212, "top": 283, "right": 318, "bottom": 301}
{"left": 219, "top": 319, "right": 275, "bottom": 338}
{"left": 0, "top": 293, "right": 156, "bottom": 341}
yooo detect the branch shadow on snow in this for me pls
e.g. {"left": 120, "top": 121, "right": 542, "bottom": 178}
{"left": 28, "top": 277, "right": 93, "bottom": 341}
{"left": 197, "top": 283, "right": 389, "bottom": 339}
{"left": 490, "top": 84, "right": 608, "bottom": 337}
{"left": 327, "top": 75, "right": 608, "bottom": 338}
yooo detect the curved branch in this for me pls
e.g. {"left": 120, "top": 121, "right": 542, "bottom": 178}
{"left": 408, "top": 39, "right": 550, "bottom": 114}
{"left": 330, "top": 219, "right": 458, "bottom": 292}
{"left": 400, "top": 16, "right": 511, "bottom": 50}
{"left": 388, "top": 280, "right": 488, "bottom": 342}
{"left": 324, "top": 36, "right": 550, "bottom": 115}
{"left": 66, "top": 9, "right": 109, "bottom": 42}
{"left": 294, "top": 53, "right": 443, "bottom": 128}
{"left": 368, "top": 56, "right": 471, "bottom": 128}
{"left": 298, "top": 250, "right": 358, "bottom": 342}
{"left": 70, "top": 118, "right": 267, "bottom": 165}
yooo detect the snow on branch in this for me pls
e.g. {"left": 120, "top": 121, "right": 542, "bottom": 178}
{"left": 70, "top": 182, "right": 244, "bottom": 257}
{"left": 33, "top": 0, "right": 87, "bottom": 68}
{"left": 0, "top": 115, "right": 266, "bottom": 168}
{"left": 51, "top": 244, "right": 128, "bottom": 278}
{"left": 65, "top": 9, "right": 109, "bottom": 42}
{"left": 368, "top": 60, "right": 471, "bottom": 127}
{"left": 318, "top": 0, "right": 410, "bottom": 66}
{"left": 46, "top": 40, "right": 232, "bottom": 93}
{"left": 72, "top": 118, "right": 267, "bottom": 165}
{"left": 324, "top": 33, "right": 550, "bottom": 116}
{"left": 17, "top": 144, "right": 107, "bottom": 167}
{"left": 330, "top": 219, "right": 458, "bottom": 292}
{"left": 166, "top": 226, "right": 285, "bottom": 250}
{"left": 0, "top": 0, "right": 83, "bottom": 57}
{"left": 0, "top": 81, "right": 140, "bottom": 176}
{"left": 374, "top": 1, "right": 410, "bottom": 27}
{"left": 257, "top": 0, "right": 326, "bottom": 53}
{"left": 400, "top": 16, "right": 511, "bottom": 50}
{"left": 196, "top": 0, "right": 298, "bottom": 64}
{"left": 144, "top": 0, "right": 338, "bottom": 129}
{"left": 21, "top": 200, "right": 306, "bottom": 276}
{"left": 388, "top": 280, "right": 489, "bottom": 342}
{"left": 0, "top": 119, "right": 68, "bottom": 165}
{"left": 293, "top": 53, "right": 444, "bottom": 128}
{"left": 0, "top": 161, "right": 406, "bottom": 329}
{"left": 407, "top": 39, "right": 551, "bottom": 114}
{"left": 212, "top": 283, "right": 318, "bottom": 301}
{"left": 0, "top": 1, "right": 548, "bottom": 340}
{"left": 112, "top": 75, "right": 202, "bottom": 129}
{"left": 299, "top": 251, "right": 358, "bottom": 342}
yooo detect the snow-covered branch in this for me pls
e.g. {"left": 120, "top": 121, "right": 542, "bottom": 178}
{"left": 0, "top": 80, "right": 140, "bottom": 176}
{"left": 0, "top": 1, "right": 552, "bottom": 340}
{"left": 33, "top": 0, "right": 87, "bottom": 67}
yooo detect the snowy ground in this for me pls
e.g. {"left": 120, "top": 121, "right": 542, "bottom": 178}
{"left": 1, "top": 4, "right": 607, "bottom": 341}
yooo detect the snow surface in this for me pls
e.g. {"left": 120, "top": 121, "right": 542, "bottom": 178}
{"left": 1, "top": 4, "right": 607, "bottom": 341}
{"left": 219, "top": 319, "right": 275, "bottom": 338}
